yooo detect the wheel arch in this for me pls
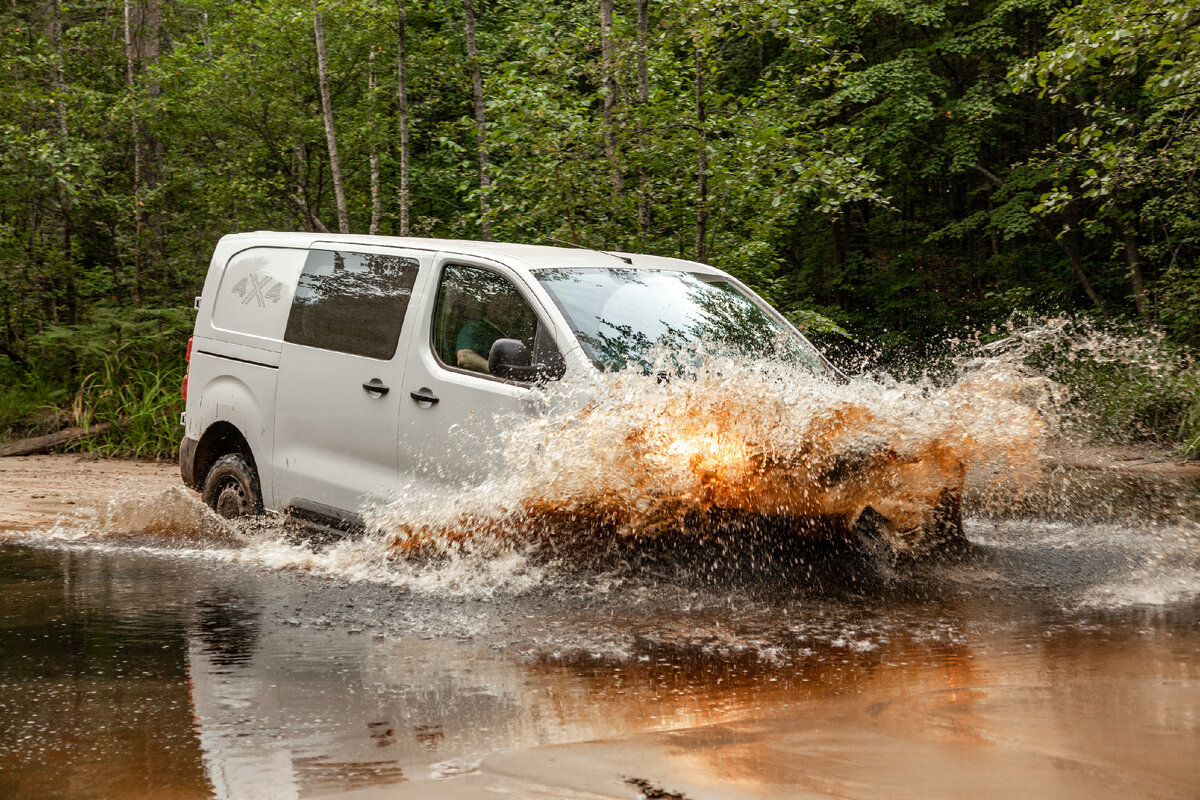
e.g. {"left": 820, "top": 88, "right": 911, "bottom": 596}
{"left": 187, "top": 422, "right": 258, "bottom": 492}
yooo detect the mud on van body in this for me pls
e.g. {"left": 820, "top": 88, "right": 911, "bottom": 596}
{"left": 180, "top": 232, "right": 965, "bottom": 551}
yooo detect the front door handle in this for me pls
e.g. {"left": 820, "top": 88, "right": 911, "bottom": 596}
{"left": 363, "top": 379, "right": 389, "bottom": 397}
{"left": 409, "top": 389, "right": 439, "bottom": 406}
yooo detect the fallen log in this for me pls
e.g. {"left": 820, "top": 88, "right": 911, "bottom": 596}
{"left": 0, "top": 421, "right": 117, "bottom": 457}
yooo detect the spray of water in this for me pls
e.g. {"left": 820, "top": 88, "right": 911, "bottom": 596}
{"left": 367, "top": 339, "right": 1053, "bottom": 554}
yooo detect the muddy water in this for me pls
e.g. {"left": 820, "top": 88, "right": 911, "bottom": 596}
{"left": 2, "top": 485, "right": 1199, "bottom": 799}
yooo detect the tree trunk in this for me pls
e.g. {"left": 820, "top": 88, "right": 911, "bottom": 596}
{"left": 0, "top": 422, "right": 117, "bottom": 458}
{"left": 635, "top": 0, "right": 650, "bottom": 236}
{"left": 463, "top": 0, "right": 491, "bottom": 240}
{"left": 693, "top": 46, "right": 707, "bottom": 263}
{"left": 47, "top": 0, "right": 76, "bottom": 324}
{"left": 599, "top": 0, "right": 621, "bottom": 198}
{"left": 141, "top": 0, "right": 164, "bottom": 296}
{"left": 313, "top": 1, "right": 350, "bottom": 234}
{"left": 397, "top": 0, "right": 411, "bottom": 236}
{"left": 294, "top": 142, "right": 330, "bottom": 232}
{"left": 123, "top": 0, "right": 143, "bottom": 307}
{"left": 47, "top": 1, "right": 69, "bottom": 141}
{"left": 1122, "top": 221, "right": 1149, "bottom": 321}
{"left": 1063, "top": 220, "right": 1105, "bottom": 314}
{"left": 368, "top": 11, "right": 382, "bottom": 236}
{"left": 830, "top": 218, "right": 845, "bottom": 305}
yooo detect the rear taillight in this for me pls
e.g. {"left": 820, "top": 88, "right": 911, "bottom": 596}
{"left": 183, "top": 337, "right": 193, "bottom": 401}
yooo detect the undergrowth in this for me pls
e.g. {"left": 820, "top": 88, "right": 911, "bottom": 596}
{"left": 71, "top": 358, "right": 184, "bottom": 459}
{"left": 0, "top": 308, "right": 189, "bottom": 459}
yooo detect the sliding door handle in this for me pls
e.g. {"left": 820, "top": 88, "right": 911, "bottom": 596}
{"left": 409, "top": 389, "right": 439, "bottom": 406}
{"left": 362, "top": 379, "right": 389, "bottom": 397}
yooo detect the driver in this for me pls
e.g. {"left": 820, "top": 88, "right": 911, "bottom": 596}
{"left": 456, "top": 316, "right": 505, "bottom": 373}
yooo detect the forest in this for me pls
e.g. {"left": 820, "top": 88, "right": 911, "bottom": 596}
{"left": 0, "top": 0, "right": 1197, "bottom": 456}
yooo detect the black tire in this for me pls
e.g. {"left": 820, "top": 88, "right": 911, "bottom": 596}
{"left": 927, "top": 487, "right": 970, "bottom": 556}
{"left": 201, "top": 453, "right": 263, "bottom": 519}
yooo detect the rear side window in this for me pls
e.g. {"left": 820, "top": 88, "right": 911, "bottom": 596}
{"left": 284, "top": 249, "right": 419, "bottom": 360}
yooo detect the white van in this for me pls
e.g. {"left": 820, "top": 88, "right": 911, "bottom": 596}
{"left": 180, "top": 232, "right": 960, "bottom": 549}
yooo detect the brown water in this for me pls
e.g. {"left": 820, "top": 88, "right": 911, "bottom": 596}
{"left": 2, "top": 502, "right": 1199, "bottom": 799}
{"left": 368, "top": 344, "right": 1049, "bottom": 551}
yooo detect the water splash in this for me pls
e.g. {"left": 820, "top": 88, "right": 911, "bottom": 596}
{"left": 368, "top": 341, "right": 1052, "bottom": 554}
{"left": 955, "top": 315, "right": 1197, "bottom": 445}
{"left": 43, "top": 485, "right": 235, "bottom": 544}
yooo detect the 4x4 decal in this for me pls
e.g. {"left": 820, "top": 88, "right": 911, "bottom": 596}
{"left": 231, "top": 273, "right": 284, "bottom": 307}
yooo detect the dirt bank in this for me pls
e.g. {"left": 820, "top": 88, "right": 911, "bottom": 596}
{"left": 0, "top": 455, "right": 180, "bottom": 531}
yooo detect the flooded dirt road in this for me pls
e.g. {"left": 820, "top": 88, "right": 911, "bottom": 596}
{"left": 2, "top": 455, "right": 1200, "bottom": 799}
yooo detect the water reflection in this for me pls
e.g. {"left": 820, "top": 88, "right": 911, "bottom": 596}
{"left": 1, "top": 540, "right": 1198, "bottom": 799}
{"left": 0, "top": 548, "right": 210, "bottom": 800}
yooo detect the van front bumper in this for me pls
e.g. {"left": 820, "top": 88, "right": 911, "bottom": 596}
{"left": 179, "top": 436, "right": 199, "bottom": 489}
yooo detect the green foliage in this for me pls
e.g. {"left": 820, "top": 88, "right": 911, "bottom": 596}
{"left": 26, "top": 307, "right": 193, "bottom": 382}
{"left": 1008, "top": 0, "right": 1200, "bottom": 332}
{"left": 0, "top": 307, "right": 189, "bottom": 457}
{"left": 0, "top": 0, "right": 1197, "bottom": 455}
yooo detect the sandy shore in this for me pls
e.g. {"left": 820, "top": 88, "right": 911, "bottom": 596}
{"left": 0, "top": 454, "right": 181, "bottom": 531}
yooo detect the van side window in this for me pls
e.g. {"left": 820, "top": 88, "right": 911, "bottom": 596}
{"left": 432, "top": 264, "right": 564, "bottom": 381}
{"left": 284, "top": 250, "right": 418, "bottom": 360}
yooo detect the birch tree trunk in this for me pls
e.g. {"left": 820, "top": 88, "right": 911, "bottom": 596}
{"left": 693, "top": 45, "right": 707, "bottom": 263}
{"left": 313, "top": 1, "right": 350, "bottom": 234}
{"left": 47, "top": 0, "right": 76, "bottom": 322}
{"left": 368, "top": 18, "right": 381, "bottom": 235}
{"left": 47, "top": 1, "right": 69, "bottom": 141}
{"left": 463, "top": 0, "right": 491, "bottom": 240}
{"left": 599, "top": 0, "right": 621, "bottom": 198}
{"left": 123, "top": 0, "right": 143, "bottom": 306}
{"left": 635, "top": 0, "right": 650, "bottom": 236}
{"left": 142, "top": 0, "right": 164, "bottom": 289}
{"left": 397, "top": 0, "right": 411, "bottom": 236}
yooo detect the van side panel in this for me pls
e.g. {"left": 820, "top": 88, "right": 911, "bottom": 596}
{"left": 184, "top": 347, "right": 281, "bottom": 509}
{"left": 195, "top": 245, "right": 307, "bottom": 353}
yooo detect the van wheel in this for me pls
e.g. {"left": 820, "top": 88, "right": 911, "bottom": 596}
{"left": 201, "top": 453, "right": 263, "bottom": 519}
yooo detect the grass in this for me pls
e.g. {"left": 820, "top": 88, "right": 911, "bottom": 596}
{"left": 71, "top": 357, "right": 185, "bottom": 460}
{"left": 1181, "top": 392, "right": 1200, "bottom": 459}
{"left": 1, "top": 354, "right": 184, "bottom": 461}
{"left": 0, "top": 307, "right": 190, "bottom": 460}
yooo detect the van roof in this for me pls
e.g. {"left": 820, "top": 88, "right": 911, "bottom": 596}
{"left": 224, "top": 232, "right": 727, "bottom": 276}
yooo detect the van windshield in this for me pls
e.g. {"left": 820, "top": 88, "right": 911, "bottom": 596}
{"left": 533, "top": 268, "right": 829, "bottom": 374}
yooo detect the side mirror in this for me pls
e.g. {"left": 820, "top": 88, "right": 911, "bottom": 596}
{"left": 488, "top": 338, "right": 537, "bottom": 381}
